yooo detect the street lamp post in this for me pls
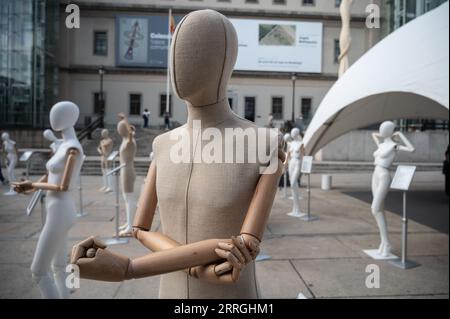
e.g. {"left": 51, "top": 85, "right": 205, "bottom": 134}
{"left": 291, "top": 73, "right": 297, "bottom": 122}
{"left": 99, "top": 65, "right": 105, "bottom": 115}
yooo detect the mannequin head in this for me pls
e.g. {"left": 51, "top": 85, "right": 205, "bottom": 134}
{"left": 1, "top": 132, "right": 9, "bottom": 141}
{"left": 283, "top": 133, "right": 292, "bottom": 143}
{"left": 291, "top": 128, "right": 301, "bottom": 140}
{"left": 43, "top": 129, "right": 57, "bottom": 142}
{"left": 379, "top": 121, "right": 396, "bottom": 138}
{"left": 101, "top": 129, "right": 109, "bottom": 139}
{"left": 117, "top": 120, "right": 129, "bottom": 138}
{"left": 170, "top": 10, "right": 238, "bottom": 107}
{"left": 50, "top": 101, "right": 79, "bottom": 131}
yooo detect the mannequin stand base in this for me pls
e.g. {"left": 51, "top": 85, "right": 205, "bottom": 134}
{"left": 76, "top": 211, "right": 89, "bottom": 218}
{"left": 389, "top": 259, "right": 420, "bottom": 270}
{"left": 287, "top": 211, "right": 307, "bottom": 218}
{"left": 103, "top": 237, "right": 129, "bottom": 246}
{"left": 103, "top": 188, "right": 113, "bottom": 193}
{"left": 3, "top": 190, "right": 18, "bottom": 196}
{"left": 363, "top": 249, "right": 398, "bottom": 260}
{"left": 255, "top": 252, "right": 272, "bottom": 262}
{"left": 300, "top": 215, "right": 319, "bottom": 222}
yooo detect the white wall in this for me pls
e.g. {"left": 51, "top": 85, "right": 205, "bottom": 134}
{"left": 319, "top": 130, "right": 449, "bottom": 162}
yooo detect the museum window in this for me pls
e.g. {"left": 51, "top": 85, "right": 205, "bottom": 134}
{"left": 301, "top": 98, "right": 312, "bottom": 122}
{"left": 244, "top": 96, "right": 256, "bottom": 122}
{"left": 335, "top": 0, "right": 342, "bottom": 7}
{"left": 246, "top": 0, "right": 258, "bottom": 3}
{"left": 302, "top": 0, "right": 315, "bottom": 6}
{"left": 129, "top": 93, "right": 142, "bottom": 116}
{"left": 334, "top": 39, "right": 340, "bottom": 63}
{"left": 159, "top": 94, "right": 173, "bottom": 117}
{"left": 273, "top": 0, "right": 286, "bottom": 5}
{"left": 271, "top": 97, "right": 284, "bottom": 120}
{"left": 93, "top": 31, "right": 108, "bottom": 56}
{"left": 93, "top": 92, "right": 106, "bottom": 115}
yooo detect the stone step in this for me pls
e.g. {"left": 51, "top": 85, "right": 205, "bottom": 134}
{"left": 28, "top": 159, "right": 443, "bottom": 176}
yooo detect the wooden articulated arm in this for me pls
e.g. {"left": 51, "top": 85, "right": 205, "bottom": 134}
{"left": 32, "top": 148, "right": 79, "bottom": 192}
{"left": 133, "top": 160, "right": 158, "bottom": 233}
{"left": 240, "top": 153, "right": 285, "bottom": 242}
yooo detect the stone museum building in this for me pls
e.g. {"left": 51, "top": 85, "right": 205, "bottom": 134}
{"left": 0, "top": 0, "right": 447, "bottom": 131}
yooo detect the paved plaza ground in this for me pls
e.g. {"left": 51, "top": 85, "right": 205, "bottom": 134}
{"left": 0, "top": 170, "right": 448, "bottom": 299}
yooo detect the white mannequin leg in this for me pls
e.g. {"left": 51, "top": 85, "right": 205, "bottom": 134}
{"left": 99, "top": 168, "right": 107, "bottom": 191}
{"left": 371, "top": 169, "right": 392, "bottom": 257}
{"left": 31, "top": 195, "right": 75, "bottom": 298}
{"left": 4, "top": 155, "right": 17, "bottom": 195}
{"left": 288, "top": 159, "right": 304, "bottom": 217}
{"left": 119, "top": 192, "right": 136, "bottom": 235}
{"left": 52, "top": 236, "right": 71, "bottom": 299}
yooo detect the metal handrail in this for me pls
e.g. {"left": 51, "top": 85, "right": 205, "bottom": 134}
{"left": 77, "top": 116, "right": 104, "bottom": 142}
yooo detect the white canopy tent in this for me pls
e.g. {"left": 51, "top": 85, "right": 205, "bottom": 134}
{"left": 303, "top": 2, "right": 449, "bottom": 155}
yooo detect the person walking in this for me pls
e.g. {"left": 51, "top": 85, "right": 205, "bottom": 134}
{"left": 142, "top": 108, "right": 151, "bottom": 128}
{"left": 164, "top": 111, "right": 170, "bottom": 130}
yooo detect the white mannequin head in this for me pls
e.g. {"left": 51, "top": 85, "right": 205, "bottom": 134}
{"left": 49, "top": 101, "right": 79, "bottom": 131}
{"left": 101, "top": 129, "right": 109, "bottom": 139}
{"left": 379, "top": 121, "right": 396, "bottom": 138}
{"left": 2, "top": 132, "right": 10, "bottom": 141}
{"left": 283, "top": 133, "right": 292, "bottom": 143}
{"left": 291, "top": 128, "right": 301, "bottom": 140}
{"left": 43, "top": 129, "right": 57, "bottom": 142}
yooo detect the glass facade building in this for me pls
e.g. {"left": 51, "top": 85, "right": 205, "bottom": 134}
{"left": 381, "top": 0, "right": 448, "bottom": 131}
{"left": 0, "top": 0, "right": 59, "bottom": 128}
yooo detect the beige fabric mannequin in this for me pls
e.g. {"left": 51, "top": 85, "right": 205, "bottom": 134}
{"left": 71, "top": 10, "right": 284, "bottom": 299}
{"left": 97, "top": 129, "right": 113, "bottom": 192}
{"left": 117, "top": 116, "right": 136, "bottom": 193}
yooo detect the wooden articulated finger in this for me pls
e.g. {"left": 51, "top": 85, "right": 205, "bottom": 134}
{"left": 214, "top": 262, "right": 233, "bottom": 276}
{"left": 233, "top": 236, "right": 252, "bottom": 264}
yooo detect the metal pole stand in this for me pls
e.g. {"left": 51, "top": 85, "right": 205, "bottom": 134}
{"left": 300, "top": 174, "right": 318, "bottom": 222}
{"left": 389, "top": 191, "right": 419, "bottom": 269}
{"left": 76, "top": 173, "right": 89, "bottom": 218}
{"left": 255, "top": 252, "right": 272, "bottom": 262}
{"left": 19, "top": 151, "right": 34, "bottom": 180}
{"left": 103, "top": 163, "right": 128, "bottom": 246}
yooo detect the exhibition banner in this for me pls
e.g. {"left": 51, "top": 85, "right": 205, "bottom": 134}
{"left": 115, "top": 15, "right": 182, "bottom": 67}
{"left": 230, "top": 18, "right": 323, "bottom": 73}
{"left": 116, "top": 15, "right": 323, "bottom": 73}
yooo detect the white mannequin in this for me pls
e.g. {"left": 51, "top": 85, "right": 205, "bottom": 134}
{"left": 287, "top": 128, "right": 305, "bottom": 217}
{"left": 370, "top": 121, "right": 415, "bottom": 257}
{"left": 43, "top": 129, "right": 63, "bottom": 154}
{"left": 339, "top": 0, "right": 353, "bottom": 77}
{"left": 2, "top": 132, "right": 18, "bottom": 196}
{"left": 13, "top": 102, "right": 84, "bottom": 298}
{"left": 97, "top": 129, "right": 113, "bottom": 193}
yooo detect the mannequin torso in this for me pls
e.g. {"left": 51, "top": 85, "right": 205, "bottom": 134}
{"left": 153, "top": 105, "right": 273, "bottom": 298}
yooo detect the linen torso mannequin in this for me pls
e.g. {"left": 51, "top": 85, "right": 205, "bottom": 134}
{"left": 371, "top": 121, "right": 415, "bottom": 257}
{"left": 287, "top": 128, "right": 305, "bottom": 217}
{"left": 97, "top": 129, "right": 114, "bottom": 192}
{"left": 338, "top": 0, "right": 353, "bottom": 77}
{"left": 2, "top": 133, "right": 18, "bottom": 196}
{"left": 43, "top": 129, "right": 63, "bottom": 154}
{"left": 117, "top": 116, "right": 137, "bottom": 236}
{"left": 13, "top": 101, "right": 84, "bottom": 298}
{"left": 71, "top": 10, "right": 284, "bottom": 299}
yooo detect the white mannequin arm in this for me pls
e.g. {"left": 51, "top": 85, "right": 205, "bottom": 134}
{"left": 13, "top": 149, "right": 79, "bottom": 192}
{"left": 394, "top": 132, "right": 415, "bottom": 153}
{"left": 372, "top": 132, "right": 382, "bottom": 146}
